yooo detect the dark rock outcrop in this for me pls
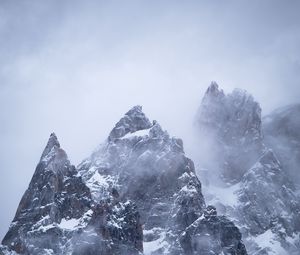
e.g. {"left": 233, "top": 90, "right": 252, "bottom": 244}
{"left": 1, "top": 105, "right": 247, "bottom": 255}
{"left": 79, "top": 105, "right": 247, "bottom": 255}
{"left": 1, "top": 133, "right": 143, "bottom": 255}
{"left": 180, "top": 206, "right": 247, "bottom": 255}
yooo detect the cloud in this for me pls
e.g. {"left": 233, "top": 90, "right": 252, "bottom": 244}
{"left": 0, "top": 0, "right": 300, "bottom": 239}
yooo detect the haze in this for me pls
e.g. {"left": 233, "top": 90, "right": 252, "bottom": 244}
{"left": 1, "top": 0, "right": 300, "bottom": 239}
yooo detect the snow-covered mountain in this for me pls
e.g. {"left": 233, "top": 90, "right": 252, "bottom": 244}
{"left": 195, "top": 82, "right": 300, "bottom": 255}
{"left": 263, "top": 104, "right": 300, "bottom": 187}
{"left": 195, "top": 82, "right": 263, "bottom": 183}
{"left": 1, "top": 106, "right": 247, "bottom": 255}
{"left": 1, "top": 133, "right": 143, "bottom": 255}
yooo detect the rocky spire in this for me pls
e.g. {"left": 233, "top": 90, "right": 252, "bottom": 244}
{"left": 205, "top": 81, "right": 225, "bottom": 97}
{"left": 79, "top": 105, "right": 247, "bottom": 255}
{"left": 196, "top": 82, "right": 264, "bottom": 182}
{"left": 40, "top": 132, "right": 61, "bottom": 160}
{"left": 109, "top": 105, "right": 153, "bottom": 139}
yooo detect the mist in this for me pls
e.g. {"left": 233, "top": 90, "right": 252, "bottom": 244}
{"left": 1, "top": 0, "right": 300, "bottom": 239}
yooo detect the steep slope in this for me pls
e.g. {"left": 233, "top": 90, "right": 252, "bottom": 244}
{"left": 235, "top": 150, "right": 300, "bottom": 254}
{"left": 195, "top": 83, "right": 300, "bottom": 255}
{"left": 263, "top": 104, "right": 300, "bottom": 187}
{"left": 1, "top": 105, "right": 247, "bottom": 255}
{"left": 196, "top": 82, "right": 263, "bottom": 182}
{"left": 1, "top": 134, "right": 143, "bottom": 255}
{"left": 78, "top": 105, "right": 247, "bottom": 255}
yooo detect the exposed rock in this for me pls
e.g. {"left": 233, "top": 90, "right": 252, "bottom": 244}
{"left": 1, "top": 105, "right": 247, "bottom": 255}
{"left": 109, "top": 105, "right": 153, "bottom": 140}
{"left": 79, "top": 105, "right": 247, "bottom": 255}
{"left": 195, "top": 83, "right": 300, "bottom": 254}
{"left": 196, "top": 82, "right": 263, "bottom": 182}
{"left": 235, "top": 150, "right": 300, "bottom": 254}
{"left": 1, "top": 133, "right": 142, "bottom": 255}
{"left": 180, "top": 206, "right": 247, "bottom": 255}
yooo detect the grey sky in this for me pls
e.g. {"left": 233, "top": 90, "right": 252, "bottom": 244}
{"left": 1, "top": 0, "right": 300, "bottom": 239}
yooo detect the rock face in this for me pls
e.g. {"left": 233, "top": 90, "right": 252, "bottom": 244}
{"left": 195, "top": 83, "right": 300, "bottom": 255}
{"left": 78, "top": 105, "right": 247, "bottom": 255}
{"left": 180, "top": 206, "right": 247, "bottom": 255}
{"left": 1, "top": 105, "right": 247, "bottom": 255}
{"left": 235, "top": 150, "right": 300, "bottom": 254}
{"left": 237, "top": 150, "right": 300, "bottom": 235}
{"left": 196, "top": 82, "right": 263, "bottom": 182}
{"left": 1, "top": 133, "right": 143, "bottom": 255}
{"left": 263, "top": 104, "right": 300, "bottom": 186}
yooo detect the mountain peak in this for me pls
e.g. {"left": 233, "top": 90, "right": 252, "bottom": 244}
{"left": 205, "top": 81, "right": 225, "bottom": 97}
{"left": 109, "top": 105, "right": 153, "bottom": 139}
{"left": 40, "top": 132, "right": 60, "bottom": 160}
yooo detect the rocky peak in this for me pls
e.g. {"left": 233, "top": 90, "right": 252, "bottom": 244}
{"left": 2, "top": 132, "right": 143, "bottom": 255}
{"left": 109, "top": 105, "right": 153, "bottom": 140}
{"left": 39, "top": 133, "right": 69, "bottom": 171}
{"left": 79, "top": 106, "right": 247, "bottom": 255}
{"left": 40, "top": 132, "right": 60, "bottom": 157}
{"left": 204, "top": 81, "right": 225, "bottom": 98}
{"left": 196, "top": 82, "right": 264, "bottom": 182}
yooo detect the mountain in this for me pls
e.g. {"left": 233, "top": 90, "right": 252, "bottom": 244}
{"left": 1, "top": 105, "right": 247, "bottom": 255}
{"left": 195, "top": 82, "right": 300, "bottom": 255}
{"left": 78, "top": 105, "right": 247, "bottom": 255}
{"left": 235, "top": 150, "right": 300, "bottom": 254}
{"left": 1, "top": 133, "right": 143, "bottom": 255}
{"left": 263, "top": 104, "right": 300, "bottom": 187}
{"left": 195, "top": 82, "right": 263, "bottom": 183}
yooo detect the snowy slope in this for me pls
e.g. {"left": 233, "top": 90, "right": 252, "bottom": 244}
{"left": 195, "top": 82, "right": 300, "bottom": 255}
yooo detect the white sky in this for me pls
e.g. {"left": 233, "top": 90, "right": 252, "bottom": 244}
{"left": 0, "top": 0, "right": 300, "bottom": 239}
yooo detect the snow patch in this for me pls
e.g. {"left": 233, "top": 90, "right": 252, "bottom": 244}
{"left": 58, "top": 218, "right": 80, "bottom": 230}
{"left": 143, "top": 229, "right": 169, "bottom": 255}
{"left": 252, "top": 229, "right": 287, "bottom": 255}
{"left": 204, "top": 183, "right": 240, "bottom": 207}
{"left": 122, "top": 127, "right": 151, "bottom": 139}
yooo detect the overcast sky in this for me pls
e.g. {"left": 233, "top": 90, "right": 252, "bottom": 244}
{"left": 1, "top": 0, "right": 300, "bottom": 239}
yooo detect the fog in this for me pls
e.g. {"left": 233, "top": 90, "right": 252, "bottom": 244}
{"left": 1, "top": 0, "right": 300, "bottom": 239}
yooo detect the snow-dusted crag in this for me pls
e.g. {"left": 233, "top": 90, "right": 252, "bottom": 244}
{"left": 263, "top": 104, "right": 300, "bottom": 187}
{"left": 196, "top": 82, "right": 263, "bottom": 182}
{"left": 1, "top": 105, "right": 247, "bottom": 255}
{"left": 78, "top": 105, "right": 247, "bottom": 255}
{"left": 235, "top": 150, "right": 300, "bottom": 254}
{"left": 195, "top": 82, "right": 300, "bottom": 255}
{"left": 1, "top": 134, "right": 143, "bottom": 255}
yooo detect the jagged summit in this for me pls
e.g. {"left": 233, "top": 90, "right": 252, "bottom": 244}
{"left": 1, "top": 103, "right": 248, "bottom": 255}
{"left": 77, "top": 104, "right": 247, "bottom": 255}
{"left": 39, "top": 133, "right": 69, "bottom": 173}
{"left": 196, "top": 83, "right": 263, "bottom": 182}
{"left": 204, "top": 81, "right": 225, "bottom": 97}
{"left": 109, "top": 105, "right": 153, "bottom": 140}
{"left": 40, "top": 132, "right": 61, "bottom": 160}
{"left": 195, "top": 84, "right": 300, "bottom": 254}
